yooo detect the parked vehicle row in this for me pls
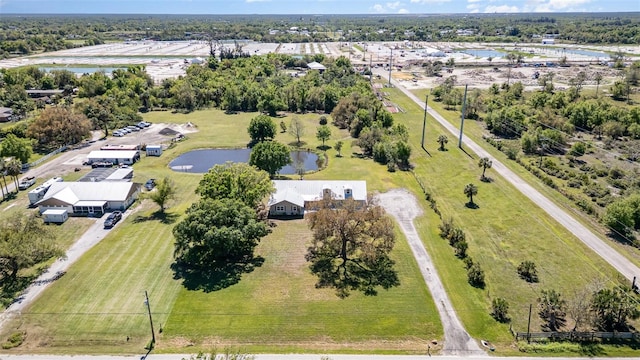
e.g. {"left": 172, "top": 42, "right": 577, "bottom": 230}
{"left": 112, "top": 121, "right": 151, "bottom": 137}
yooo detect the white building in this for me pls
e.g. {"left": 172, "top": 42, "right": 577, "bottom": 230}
{"left": 87, "top": 150, "right": 139, "bottom": 165}
{"left": 36, "top": 182, "right": 141, "bottom": 216}
{"left": 268, "top": 180, "right": 367, "bottom": 217}
{"left": 146, "top": 145, "right": 163, "bottom": 156}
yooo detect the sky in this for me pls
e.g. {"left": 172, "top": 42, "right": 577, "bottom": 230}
{"left": 0, "top": 0, "right": 638, "bottom": 15}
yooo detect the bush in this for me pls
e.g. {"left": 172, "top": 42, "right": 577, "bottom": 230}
{"left": 517, "top": 260, "right": 539, "bottom": 283}
{"left": 491, "top": 297, "right": 510, "bottom": 323}
{"left": 319, "top": 116, "right": 328, "bottom": 125}
{"left": 2, "top": 332, "right": 25, "bottom": 349}
{"left": 467, "top": 262, "right": 485, "bottom": 288}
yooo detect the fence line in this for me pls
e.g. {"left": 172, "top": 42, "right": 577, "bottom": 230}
{"left": 515, "top": 331, "right": 640, "bottom": 341}
{"left": 22, "top": 145, "right": 67, "bottom": 171}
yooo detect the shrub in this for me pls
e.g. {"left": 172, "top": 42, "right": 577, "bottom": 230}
{"left": 453, "top": 240, "right": 468, "bottom": 259}
{"left": 467, "top": 262, "right": 485, "bottom": 288}
{"left": 319, "top": 116, "right": 328, "bottom": 125}
{"left": 517, "top": 260, "right": 539, "bottom": 283}
{"left": 2, "top": 332, "right": 25, "bottom": 349}
{"left": 491, "top": 297, "right": 510, "bottom": 323}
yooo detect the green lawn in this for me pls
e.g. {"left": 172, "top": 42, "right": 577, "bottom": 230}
{"left": 1, "top": 109, "right": 442, "bottom": 354}
{"left": 382, "top": 84, "right": 637, "bottom": 355}
{"left": 3, "top": 88, "right": 637, "bottom": 356}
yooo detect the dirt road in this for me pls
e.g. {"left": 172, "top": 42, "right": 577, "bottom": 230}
{"left": 376, "top": 189, "right": 484, "bottom": 356}
{"left": 380, "top": 70, "right": 640, "bottom": 283}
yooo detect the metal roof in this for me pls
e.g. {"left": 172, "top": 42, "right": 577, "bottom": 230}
{"left": 87, "top": 150, "right": 138, "bottom": 159}
{"left": 37, "top": 182, "right": 140, "bottom": 206}
{"left": 269, "top": 180, "right": 367, "bottom": 206}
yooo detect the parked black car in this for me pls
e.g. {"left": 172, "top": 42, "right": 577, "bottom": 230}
{"left": 104, "top": 211, "right": 123, "bottom": 228}
{"left": 145, "top": 179, "right": 156, "bottom": 191}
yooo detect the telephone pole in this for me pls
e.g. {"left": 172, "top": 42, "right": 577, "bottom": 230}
{"left": 458, "top": 85, "right": 468, "bottom": 149}
{"left": 144, "top": 290, "right": 156, "bottom": 346}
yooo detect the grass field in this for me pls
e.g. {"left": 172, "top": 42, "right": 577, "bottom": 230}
{"left": 1, "top": 109, "right": 442, "bottom": 355}
{"left": 2, "top": 85, "right": 638, "bottom": 356}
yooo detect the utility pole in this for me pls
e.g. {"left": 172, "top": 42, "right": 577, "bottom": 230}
{"left": 526, "top": 303, "right": 532, "bottom": 344}
{"left": 421, "top": 94, "right": 428, "bottom": 149}
{"left": 388, "top": 48, "right": 393, "bottom": 87}
{"left": 458, "top": 84, "right": 468, "bottom": 148}
{"left": 144, "top": 290, "right": 156, "bottom": 347}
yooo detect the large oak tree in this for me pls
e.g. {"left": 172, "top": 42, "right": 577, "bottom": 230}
{"left": 27, "top": 106, "right": 91, "bottom": 149}
{"left": 196, "top": 162, "right": 273, "bottom": 209}
{"left": 306, "top": 199, "right": 399, "bottom": 298}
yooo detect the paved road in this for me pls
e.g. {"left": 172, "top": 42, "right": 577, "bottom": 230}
{"left": 376, "top": 190, "right": 484, "bottom": 356}
{"left": 0, "top": 355, "right": 634, "bottom": 360}
{"left": 381, "top": 71, "right": 640, "bottom": 283}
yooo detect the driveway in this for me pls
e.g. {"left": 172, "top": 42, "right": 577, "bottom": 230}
{"left": 379, "top": 70, "right": 640, "bottom": 283}
{"left": 0, "top": 211, "right": 131, "bottom": 331}
{"left": 376, "top": 189, "right": 484, "bottom": 356}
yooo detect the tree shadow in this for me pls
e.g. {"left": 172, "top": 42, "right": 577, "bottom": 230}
{"left": 0, "top": 275, "right": 38, "bottom": 308}
{"left": 437, "top": 147, "right": 448, "bottom": 152}
{"left": 316, "top": 145, "right": 331, "bottom": 151}
{"left": 480, "top": 176, "right": 493, "bottom": 183}
{"left": 171, "top": 256, "right": 264, "bottom": 292}
{"left": 132, "top": 211, "right": 179, "bottom": 225}
{"left": 465, "top": 202, "right": 479, "bottom": 209}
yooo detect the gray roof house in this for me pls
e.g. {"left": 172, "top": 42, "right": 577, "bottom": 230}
{"left": 36, "top": 181, "right": 141, "bottom": 216}
{"left": 268, "top": 180, "right": 367, "bottom": 217}
{"left": 306, "top": 61, "right": 326, "bottom": 72}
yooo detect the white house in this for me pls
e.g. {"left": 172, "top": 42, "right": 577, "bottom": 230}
{"left": 42, "top": 209, "right": 69, "bottom": 224}
{"left": 36, "top": 182, "right": 141, "bottom": 216}
{"left": 268, "top": 180, "right": 367, "bottom": 217}
{"left": 87, "top": 150, "right": 139, "bottom": 165}
{"left": 307, "top": 61, "right": 326, "bottom": 72}
{"left": 146, "top": 145, "right": 163, "bottom": 156}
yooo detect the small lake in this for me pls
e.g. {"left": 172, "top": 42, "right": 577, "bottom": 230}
{"left": 564, "top": 49, "right": 609, "bottom": 58}
{"left": 39, "top": 67, "right": 127, "bottom": 74}
{"left": 459, "top": 49, "right": 505, "bottom": 58}
{"left": 169, "top": 148, "right": 320, "bottom": 174}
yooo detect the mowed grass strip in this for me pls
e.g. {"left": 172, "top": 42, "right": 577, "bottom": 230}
{"left": 5, "top": 109, "right": 441, "bottom": 354}
{"left": 381, "top": 84, "right": 632, "bottom": 350}
{"left": 410, "top": 88, "right": 640, "bottom": 269}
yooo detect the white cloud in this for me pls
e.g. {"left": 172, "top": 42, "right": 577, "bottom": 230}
{"left": 245, "top": 0, "right": 270, "bottom": 3}
{"left": 410, "top": 0, "right": 451, "bottom": 4}
{"left": 470, "top": 8, "right": 480, "bottom": 13}
{"left": 387, "top": 1, "right": 402, "bottom": 9}
{"left": 398, "top": 8, "right": 410, "bottom": 13}
{"left": 467, "top": 3, "right": 480, "bottom": 10}
{"left": 484, "top": 4, "right": 520, "bottom": 12}
{"left": 372, "top": 4, "right": 385, "bottom": 12}
{"left": 467, "top": 0, "right": 482, "bottom": 2}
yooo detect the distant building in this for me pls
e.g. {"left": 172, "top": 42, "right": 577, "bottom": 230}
{"left": 306, "top": 61, "right": 326, "bottom": 72}
{"left": 26, "top": 89, "right": 64, "bottom": 98}
{"left": 86, "top": 150, "right": 139, "bottom": 166}
{"left": 542, "top": 38, "right": 555, "bottom": 45}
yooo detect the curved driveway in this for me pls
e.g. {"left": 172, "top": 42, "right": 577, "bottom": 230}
{"left": 384, "top": 73, "right": 640, "bottom": 283}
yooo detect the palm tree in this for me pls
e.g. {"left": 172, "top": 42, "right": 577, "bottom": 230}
{"left": 0, "top": 158, "right": 6, "bottom": 200}
{"left": 464, "top": 183, "right": 478, "bottom": 206}
{"left": 5, "top": 159, "right": 22, "bottom": 193}
{"left": 437, "top": 134, "right": 448, "bottom": 151}
{"left": 478, "top": 157, "right": 492, "bottom": 180}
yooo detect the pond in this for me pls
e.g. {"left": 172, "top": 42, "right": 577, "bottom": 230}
{"left": 169, "top": 148, "right": 320, "bottom": 175}
{"left": 459, "top": 49, "right": 505, "bottom": 58}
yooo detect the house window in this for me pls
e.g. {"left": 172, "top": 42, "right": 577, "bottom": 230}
{"left": 292, "top": 206, "right": 298, "bottom": 212}
{"left": 276, "top": 206, "right": 285, "bottom": 212}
